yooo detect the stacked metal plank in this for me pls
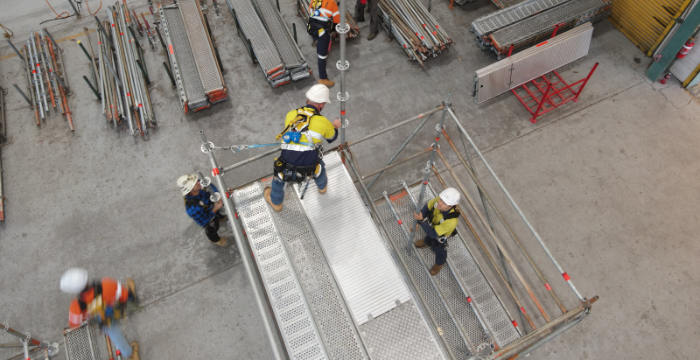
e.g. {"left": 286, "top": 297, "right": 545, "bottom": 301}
{"left": 472, "top": 0, "right": 610, "bottom": 58}
{"left": 14, "top": 29, "right": 73, "bottom": 130}
{"left": 490, "top": 0, "right": 528, "bottom": 9}
{"left": 296, "top": 0, "right": 361, "bottom": 39}
{"left": 225, "top": 0, "right": 310, "bottom": 87}
{"left": 160, "top": 0, "right": 227, "bottom": 113}
{"left": 471, "top": 0, "right": 573, "bottom": 50}
{"left": 96, "top": 3, "right": 156, "bottom": 135}
{"left": 473, "top": 22, "right": 594, "bottom": 103}
{"left": 253, "top": 0, "right": 311, "bottom": 81}
{"left": 378, "top": 0, "right": 452, "bottom": 66}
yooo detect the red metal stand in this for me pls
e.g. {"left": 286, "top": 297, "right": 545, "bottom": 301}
{"left": 511, "top": 62, "right": 599, "bottom": 123}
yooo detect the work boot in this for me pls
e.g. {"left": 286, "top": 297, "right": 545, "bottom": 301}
{"left": 318, "top": 185, "right": 327, "bottom": 194}
{"left": 125, "top": 278, "right": 137, "bottom": 303}
{"left": 414, "top": 239, "right": 428, "bottom": 248}
{"left": 264, "top": 187, "right": 283, "bottom": 212}
{"left": 215, "top": 237, "right": 228, "bottom": 247}
{"left": 129, "top": 342, "right": 140, "bottom": 360}
{"left": 367, "top": 31, "right": 378, "bottom": 41}
{"left": 318, "top": 78, "right": 335, "bottom": 88}
{"left": 354, "top": 5, "right": 365, "bottom": 22}
{"left": 430, "top": 264, "right": 444, "bottom": 276}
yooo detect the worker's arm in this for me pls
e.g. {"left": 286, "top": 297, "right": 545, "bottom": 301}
{"left": 420, "top": 221, "right": 439, "bottom": 239}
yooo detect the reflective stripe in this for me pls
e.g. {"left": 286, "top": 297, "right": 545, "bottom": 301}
{"left": 306, "top": 129, "right": 324, "bottom": 141}
{"left": 116, "top": 282, "right": 122, "bottom": 302}
{"left": 319, "top": 8, "right": 333, "bottom": 15}
{"left": 311, "top": 15, "right": 329, "bottom": 22}
{"left": 281, "top": 144, "right": 316, "bottom": 151}
{"left": 332, "top": 11, "right": 339, "bottom": 16}
{"left": 318, "top": 54, "right": 328, "bottom": 59}
{"left": 69, "top": 312, "right": 84, "bottom": 325}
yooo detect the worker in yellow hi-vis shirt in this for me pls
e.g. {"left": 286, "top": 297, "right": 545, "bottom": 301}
{"left": 413, "top": 188, "right": 461, "bottom": 275}
{"left": 264, "top": 84, "right": 341, "bottom": 212}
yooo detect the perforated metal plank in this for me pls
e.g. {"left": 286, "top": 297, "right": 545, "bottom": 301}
{"left": 178, "top": 0, "right": 225, "bottom": 94}
{"left": 63, "top": 323, "right": 98, "bottom": 360}
{"left": 490, "top": 0, "right": 607, "bottom": 48}
{"left": 378, "top": 191, "right": 488, "bottom": 353}
{"left": 359, "top": 300, "right": 445, "bottom": 360}
{"left": 254, "top": 0, "right": 305, "bottom": 68}
{"left": 265, "top": 179, "right": 368, "bottom": 360}
{"left": 162, "top": 7, "right": 208, "bottom": 108}
{"left": 159, "top": 6, "right": 187, "bottom": 110}
{"left": 473, "top": 0, "right": 572, "bottom": 37}
{"left": 403, "top": 185, "right": 520, "bottom": 348}
{"left": 226, "top": 0, "right": 285, "bottom": 77}
{"left": 297, "top": 152, "right": 412, "bottom": 326}
{"left": 233, "top": 183, "right": 327, "bottom": 360}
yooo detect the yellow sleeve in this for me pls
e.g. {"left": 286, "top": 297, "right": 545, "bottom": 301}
{"left": 434, "top": 219, "right": 458, "bottom": 236}
{"left": 309, "top": 115, "right": 336, "bottom": 139}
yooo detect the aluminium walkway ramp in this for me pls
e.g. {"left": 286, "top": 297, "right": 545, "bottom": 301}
{"left": 234, "top": 151, "right": 445, "bottom": 359}
{"left": 297, "top": 152, "right": 412, "bottom": 324}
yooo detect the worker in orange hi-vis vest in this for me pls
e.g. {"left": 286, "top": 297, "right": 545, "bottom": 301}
{"left": 308, "top": 0, "right": 340, "bottom": 88}
{"left": 62, "top": 268, "right": 140, "bottom": 360}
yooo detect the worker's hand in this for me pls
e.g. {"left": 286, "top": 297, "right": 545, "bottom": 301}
{"left": 332, "top": 119, "right": 342, "bottom": 129}
{"left": 213, "top": 199, "right": 224, "bottom": 213}
{"left": 413, "top": 212, "right": 423, "bottom": 221}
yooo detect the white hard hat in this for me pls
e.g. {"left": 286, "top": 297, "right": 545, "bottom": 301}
{"left": 305, "top": 84, "right": 331, "bottom": 104}
{"left": 439, "top": 188, "right": 461, "bottom": 206}
{"left": 60, "top": 268, "right": 89, "bottom": 294}
{"left": 177, "top": 174, "right": 199, "bottom": 196}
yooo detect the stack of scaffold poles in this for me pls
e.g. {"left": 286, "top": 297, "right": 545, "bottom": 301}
{"left": 378, "top": 0, "right": 452, "bottom": 66}
{"left": 10, "top": 29, "right": 72, "bottom": 130}
{"left": 160, "top": 0, "right": 228, "bottom": 112}
{"left": 93, "top": 2, "right": 156, "bottom": 136}
{"left": 296, "top": 0, "right": 360, "bottom": 39}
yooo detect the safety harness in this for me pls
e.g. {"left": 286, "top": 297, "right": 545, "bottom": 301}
{"left": 427, "top": 203, "right": 460, "bottom": 244}
{"left": 307, "top": 0, "right": 333, "bottom": 39}
{"left": 273, "top": 107, "right": 324, "bottom": 184}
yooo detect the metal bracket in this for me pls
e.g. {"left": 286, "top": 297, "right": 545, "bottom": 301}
{"left": 336, "top": 60, "right": 349, "bottom": 71}
{"left": 200, "top": 142, "right": 214, "bottom": 153}
{"left": 424, "top": 160, "right": 433, "bottom": 173}
{"left": 342, "top": 119, "right": 349, "bottom": 128}
{"left": 47, "top": 342, "right": 59, "bottom": 356}
{"left": 1, "top": 322, "right": 8, "bottom": 333}
{"left": 435, "top": 123, "right": 445, "bottom": 132}
{"left": 337, "top": 91, "right": 349, "bottom": 102}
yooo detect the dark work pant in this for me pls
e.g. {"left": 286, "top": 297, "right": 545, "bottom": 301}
{"left": 204, "top": 213, "right": 226, "bottom": 243}
{"left": 355, "top": 0, "right": 378, "bottom": 33}
{"left": 368, "top": 0, "right": 379, "bottom": 34}
{"left": 316, "top": 32, "right": 331, "bottom": 80}
{"left": 425, "top": 237, "right": 447, "bottom": 265}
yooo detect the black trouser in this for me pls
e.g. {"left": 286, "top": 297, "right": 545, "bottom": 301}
{"left": 204, "top": 213, "right": 226, "bottom": 243}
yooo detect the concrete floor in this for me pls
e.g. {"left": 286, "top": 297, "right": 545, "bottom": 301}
{"left": 0, "top": 0, "right": 698, "bottom": 359}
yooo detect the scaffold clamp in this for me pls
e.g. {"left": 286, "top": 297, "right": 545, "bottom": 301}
{"left": 337, "top": 91, "right": 349, "bottom": 102}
